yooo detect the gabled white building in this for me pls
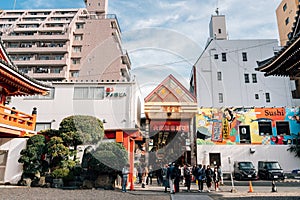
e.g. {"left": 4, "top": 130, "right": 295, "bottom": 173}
{"left": 190, "top": 14, "right": 293, "bottom": 108}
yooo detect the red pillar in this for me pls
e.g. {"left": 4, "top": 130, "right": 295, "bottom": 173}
{"left": 129, "top": 138, "right": 135, "bottom": 190}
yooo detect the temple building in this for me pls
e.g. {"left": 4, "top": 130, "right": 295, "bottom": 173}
{"left": 0, "top": 40, "right": 50, "bottom": 183}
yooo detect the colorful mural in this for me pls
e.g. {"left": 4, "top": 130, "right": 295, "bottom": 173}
{"left": 196, "top": 107, "right": 300, "bottom": 145}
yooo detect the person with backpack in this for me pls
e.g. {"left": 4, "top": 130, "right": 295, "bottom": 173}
{"left": 205, "top": 165, "right": 213, "bottom": 192}
{"left": 183, "top": 164, "right": 191, "bottom": 192}
{"left": 197, "top": 164, "right": 206, "bottom": 192}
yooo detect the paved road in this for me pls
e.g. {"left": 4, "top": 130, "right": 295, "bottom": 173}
{"left": 172, "top": 194, "right": 213, "bottom": 200}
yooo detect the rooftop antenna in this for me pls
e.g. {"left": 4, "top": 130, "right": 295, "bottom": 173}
{"left": 215, "top": 0, "right": 219, "bottom": 15}
{"left": 13, "top": 0, "right": 17, "bottom": 9}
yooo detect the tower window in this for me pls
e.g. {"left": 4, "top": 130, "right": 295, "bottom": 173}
{"left": 265, "top": 93, "right": 270, "bottom": 103}
{"left": 218, "top": 29, "right": 222, "bottom": 34}
{"left": 218, "top": 93, "right": 223, "bottom": 103}
{"left": 252, "top": 74, "right": 257, "bottom": 83}
{"left": 244, "top": 74, "right": 249, "bottom": 83}
{"left": 242, "top": 52, "right": 247, "bottom": 61}
{"left": 217, "top": 72, "right": 222, "bottom": 81}
{"left": 222, "top": 53, "right": 227, "bottom": 62}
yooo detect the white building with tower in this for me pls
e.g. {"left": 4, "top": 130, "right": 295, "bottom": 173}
{"left": 190, "top": 12, "right": 299, "bottom": 174}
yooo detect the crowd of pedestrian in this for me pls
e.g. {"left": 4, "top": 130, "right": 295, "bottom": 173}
{"left": 122, "top": 162, "right": 224, "bottom": 194}
{"left": 156, "top": 162, "right": 224, "bottom": 194}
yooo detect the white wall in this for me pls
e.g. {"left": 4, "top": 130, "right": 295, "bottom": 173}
{"left": 195, "top": 39, "right": 292, "bottom": 107}
{"left": 197, "top": 145, "right": 299, "bottom": 173}
{"left": 11, "top": 81, "right": 142, "bottom": 130}
{"left": 0, "top": 138, "right": 27, "bottom": 184}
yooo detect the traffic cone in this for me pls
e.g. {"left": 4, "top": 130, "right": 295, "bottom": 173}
{"left": 271, "top": 180, "right": 277, "bottom": 192}
{"left": 248, "top": 181, "right": 254, "bottom": 193}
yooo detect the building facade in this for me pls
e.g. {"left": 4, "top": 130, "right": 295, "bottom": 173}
{"left": 276, "top": 0, "right": 300, "bottom": 46}
{"left": 0, "top": 0, "right": 130, "bottom": 83}
{"left": 190, "top": 13, "right": 299, "bottom": 173}
{"left": 190, "top": 14, "right": 292, "bottom": 108}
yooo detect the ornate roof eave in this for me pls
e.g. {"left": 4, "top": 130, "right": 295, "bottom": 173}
{"left": 255, "top": 5, "right": 300, "bottom": 77}
{"left": 255, "top": 32, "right": 300, "bottom": 76}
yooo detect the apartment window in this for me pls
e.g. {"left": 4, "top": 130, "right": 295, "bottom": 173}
{"left": 242, "top": 52, "right": 247, "bottom": 61}
{"left": 244, "top": 74, "right": 249, "bottom": 83}
{"left": 76, "top": 23, "right": 84, "bottom": 29}
{"left": 283, "top": 3, "right": 287, "bottom": 12}
{"left": 19, "top": 67, "right": 31, "bottom": 74}
{"left": 35, "top": 123, "right": 51, "bottom": 132}
{"left": 217, "top": 72, "right": 222, "bottom": 81}
{"left": 50, "top": 68, "right": 61, "bottom": 73}
{"left": 72, "top": 58, "right": 80, "bottom": 64}
{"left": 73, "top": 87, "right": 105, "bottom": 100}
{"left": 255, "top": 94, "right": 259, "bottom": 100}
{"left": 265, "top": 92, "right": 270, "bottom": 103}
{"left": 258, "top": 121, "right": 272, "bottom": 136}
{"left": 276, "top": 121, "right": 290, "bottom": 136}
{"left": 73, "top": 46, "right": 82, "bottom": 53}
{"left": 214, "top": 54, "right": 219, "bottom": 59}
{"left": 74, "top": 34, "right": 83, "bottom": 41}
{"left": 285, "top": 17, "right": 289, "bottom": 25}
{"left": 218, "top": 93, "right": 223, "bottom": 103}
{"left": 71, "top": 71, "right": 79, "bottom": 77}
{"left": 222, "top": 53, "right": 227, "bottom": 61}
{"left": 252, "top": 74, "right": 257, "bottom": 83}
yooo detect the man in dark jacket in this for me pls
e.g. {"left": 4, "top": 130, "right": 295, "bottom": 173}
{"left": 166, "top": 162, "right": 175, "bottom": 194}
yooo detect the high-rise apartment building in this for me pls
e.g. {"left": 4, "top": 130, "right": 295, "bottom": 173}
{"left": 276, "top": 0, "right": 300, "bottom": 46}
{"left": 0, "top": 0, "right": 130, "bottom": 82}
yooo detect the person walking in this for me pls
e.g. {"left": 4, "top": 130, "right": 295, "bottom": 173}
{"left": 205, "top": 165, "right": 213, "bottom": 192}
{"left": 147, "top": 165, "right": 153, "bottom": 185}
{"left": 121, "top": 164, "right": 130, "bottom": 192}
{"left": 217, "top": 165, "right": 224, "bottom": 185}
{"left": 167, "top": 162, "right": 175, "bottom": 194}
{"left": 142, "top": 165, "right": 148, "bottom": 188}
{"left": 183, "top": 164, "right": 191, "bottom": 192}
{"left": 197, "top": 164, "right": 206, "bottom": 192}
{"left": 213, "top": 167, "right": 220, "bottom": 191}
{"left": 174, "top": 163, "right": 181, "bottom": 193}
{"left": 162, "top": 164, "right": 169, "bottom": 192}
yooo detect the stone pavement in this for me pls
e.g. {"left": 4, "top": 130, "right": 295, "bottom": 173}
{"left": 129, "top": 180, "right": 300, "bottom": 200}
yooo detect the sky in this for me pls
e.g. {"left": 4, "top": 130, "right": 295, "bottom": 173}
{"left": 1, "top": 0, "right": 283, "bottom": 97}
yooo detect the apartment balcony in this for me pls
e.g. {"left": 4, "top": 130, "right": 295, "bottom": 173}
{"left": 27, "top": 70, "right": 67, "bottom": 80}
{"left": 1, "top": 34, "right": 69, "bottom": 41}
{"left": 0, "top": 105, "right": 37, "bottom": 134}
{"left": 6, "top": 46, "right": 68, "bottom": 53}
{"left": 14, "top": 59, "right": 67, "bottom": 66}
{"left": 39, "top": 26, "right": 66, "bottom": 32}
{"left": 121, "top": 51, "right": 131, "bottom": 69}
